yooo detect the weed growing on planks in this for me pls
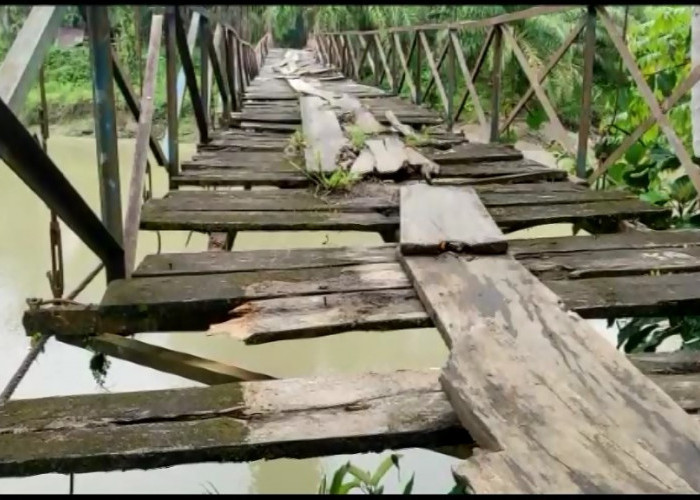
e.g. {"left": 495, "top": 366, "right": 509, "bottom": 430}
{"left": 285, "top": 129, "right": 306, "bottom": 159}
{"left": 404, "top": 128, "right": 432, "bottom": 148}
{"left": 345, "top": 124, "right": 368, "bottom": 150}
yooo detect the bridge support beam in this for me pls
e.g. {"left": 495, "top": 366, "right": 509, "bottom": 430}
{"left": 576, "top": 6, "right": 597, "bottom": 179}
{"left": 489, "top": 28, "right": 503, "bottom": 143}
{"left": 86, "top": 6, "right": 123, "bottom": 246}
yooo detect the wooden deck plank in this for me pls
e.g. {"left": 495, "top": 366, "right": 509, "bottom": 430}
{"left": 0, "top": 364, "right": 697, "bottom": 478}
{"left": 208, "top": 289, "right": 430, "bottom": 344}
{"left": 139, "top": 208, "right": 398, "bottom": 233}
{"left": 402, "top": 253, "right": 700, "bottom": 493}
{"left": 400, "top": 184, "right": 507, "bottom": 255}
{"left": 0, "top": 370, "right": 469, "bottom": 477}
{"left": 518, "top": 245, "right": 700, "bottom": 280}
{"left": 509, "top": 230, "right": 700, "bottom": 256}
{"left": 25, "top": 269, "right": 700, "bottom": 339}
{"left": 135, "top": 229, "right": 700, "bottom": 280}
{"left": 139, "top": 198, "right": 669, "bottom": 234}
{"left": 427, "top": 143, "right": 522, "bottom": 163}
{"left": 547, "top": 271, "right": 700, "bottom": 318}
{"left": 490, "top": 199, "right": 670, "bottom": 231}
{"left": 172, "top": 170, "right": 309, "bottom": 188}
{"left": 134, "top": 244, "right": 398, "bottom": 277}
{"left": 299, "top": 95, "right": 348, "bottom": 172}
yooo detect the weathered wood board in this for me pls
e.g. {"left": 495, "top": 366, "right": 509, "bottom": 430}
{"left": 366, "top": 137, "right": 406, "bottom": 173}
{"left": 400, "top": 184, "right": 507, "bottom": 255}
{"left": 0, "top": 365, "right": 698, "bottom": 478}
{"left": 208, "top": 289, "right": 430, "bottom": 344}
{"left": 299, "top": 95, "right": 347, "bottom": 172}
{"left": 135, "top": 244, "right": 398, "bottom": 277}
{"left": 0, "top": 370, "right": 469, "bottom": 477}
{"left": 401, "top": 253, "right": 700, "bottom": 493}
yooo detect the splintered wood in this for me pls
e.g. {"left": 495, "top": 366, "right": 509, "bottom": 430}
{"left": 400, "top": 252, "right": 700, "bottom": 493}
{"left": 288, "top": 77, "right": 438, "bottom": 178}
{"left": 400, "top": 184, "right": 507, "bottom": 255}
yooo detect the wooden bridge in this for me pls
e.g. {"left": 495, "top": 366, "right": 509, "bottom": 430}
{"left": 2, "top": 5, "right": 700, "bottom": 493}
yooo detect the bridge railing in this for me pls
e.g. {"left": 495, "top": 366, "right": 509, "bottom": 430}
{"left": 0, "top": 6, "right": 271, "bottom": 287}
{"left": 315, "top": 5, "right": 700, "bottom": 195}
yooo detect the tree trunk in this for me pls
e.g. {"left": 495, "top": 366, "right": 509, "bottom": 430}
{"left": 691, "top": 6, "right": 700, "bottom": 157}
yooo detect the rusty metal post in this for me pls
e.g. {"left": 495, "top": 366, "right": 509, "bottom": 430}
{"left": 489, "top": 26, "right": 503, "bottom": 143}
{"left": 200, "top": 16, "right": 210, "bottom": 127}
{"left": 165, "top": 7, "right": 179, "bottom": 186}
{"left": 577, "top": 6, "right": 597, "bottom": 179}
{"left": 86, "top": 6, "right": 123, "bottom": 245}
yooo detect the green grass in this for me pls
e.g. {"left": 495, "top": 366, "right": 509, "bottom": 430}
{"left": 21, "top": 44, "right": 202, "bottom": 136}
{"left": 346, "top": 124, "right": 367, "bottom": 150}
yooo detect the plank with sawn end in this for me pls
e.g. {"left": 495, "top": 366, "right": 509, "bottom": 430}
{"left": 400, "top": 184, "right": 507, "bottom": 255}
{"left": 401, "top": 253, "right": 700, "bottom": 493}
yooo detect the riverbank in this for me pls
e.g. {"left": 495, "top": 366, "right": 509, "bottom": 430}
{"left": 46, "top": 112, "right": 199, "bottom": 141}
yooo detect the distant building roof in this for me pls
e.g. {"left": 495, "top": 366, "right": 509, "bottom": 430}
{"left": 55, "top": 27, "right": 85, "bottom": 49}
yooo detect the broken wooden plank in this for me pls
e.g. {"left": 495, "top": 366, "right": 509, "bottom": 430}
{"left": 366, "top": 137, "right": 407, "bottom": 173}
{"left": 22, "top": 267, "right": 700, "bottom": 339}
{"left": 208, "top": 289, "right": 430, "bottom": 344}
{"left": 350, "top": 148, "right": 376, "bottom": 175}
{"left": 299, "top": 95, "right": 348, "bottom": 172}
{"left": 0, "top": 370, "right": 470, "bottom": 477}
{"left": 57, "top": 333, "right": 273, "bottom": 385}
{"left": 400, "top": 184, "right": 507, "bottom": 255}
{"left": 385, "top": 109, "right": 418, "bottom": 139}
{"left": 401, "top": 253, "right": 700, "bottom": 493}
{"left": 404, "top": 147, "right": 440, "bottom": 179}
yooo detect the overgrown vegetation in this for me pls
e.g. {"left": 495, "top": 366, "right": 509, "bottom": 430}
{"left": 286, "top": 129, "right": 361, "bottom": 193}
{"left": 346, "top": 124, "right": 368, "bottom": 150}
